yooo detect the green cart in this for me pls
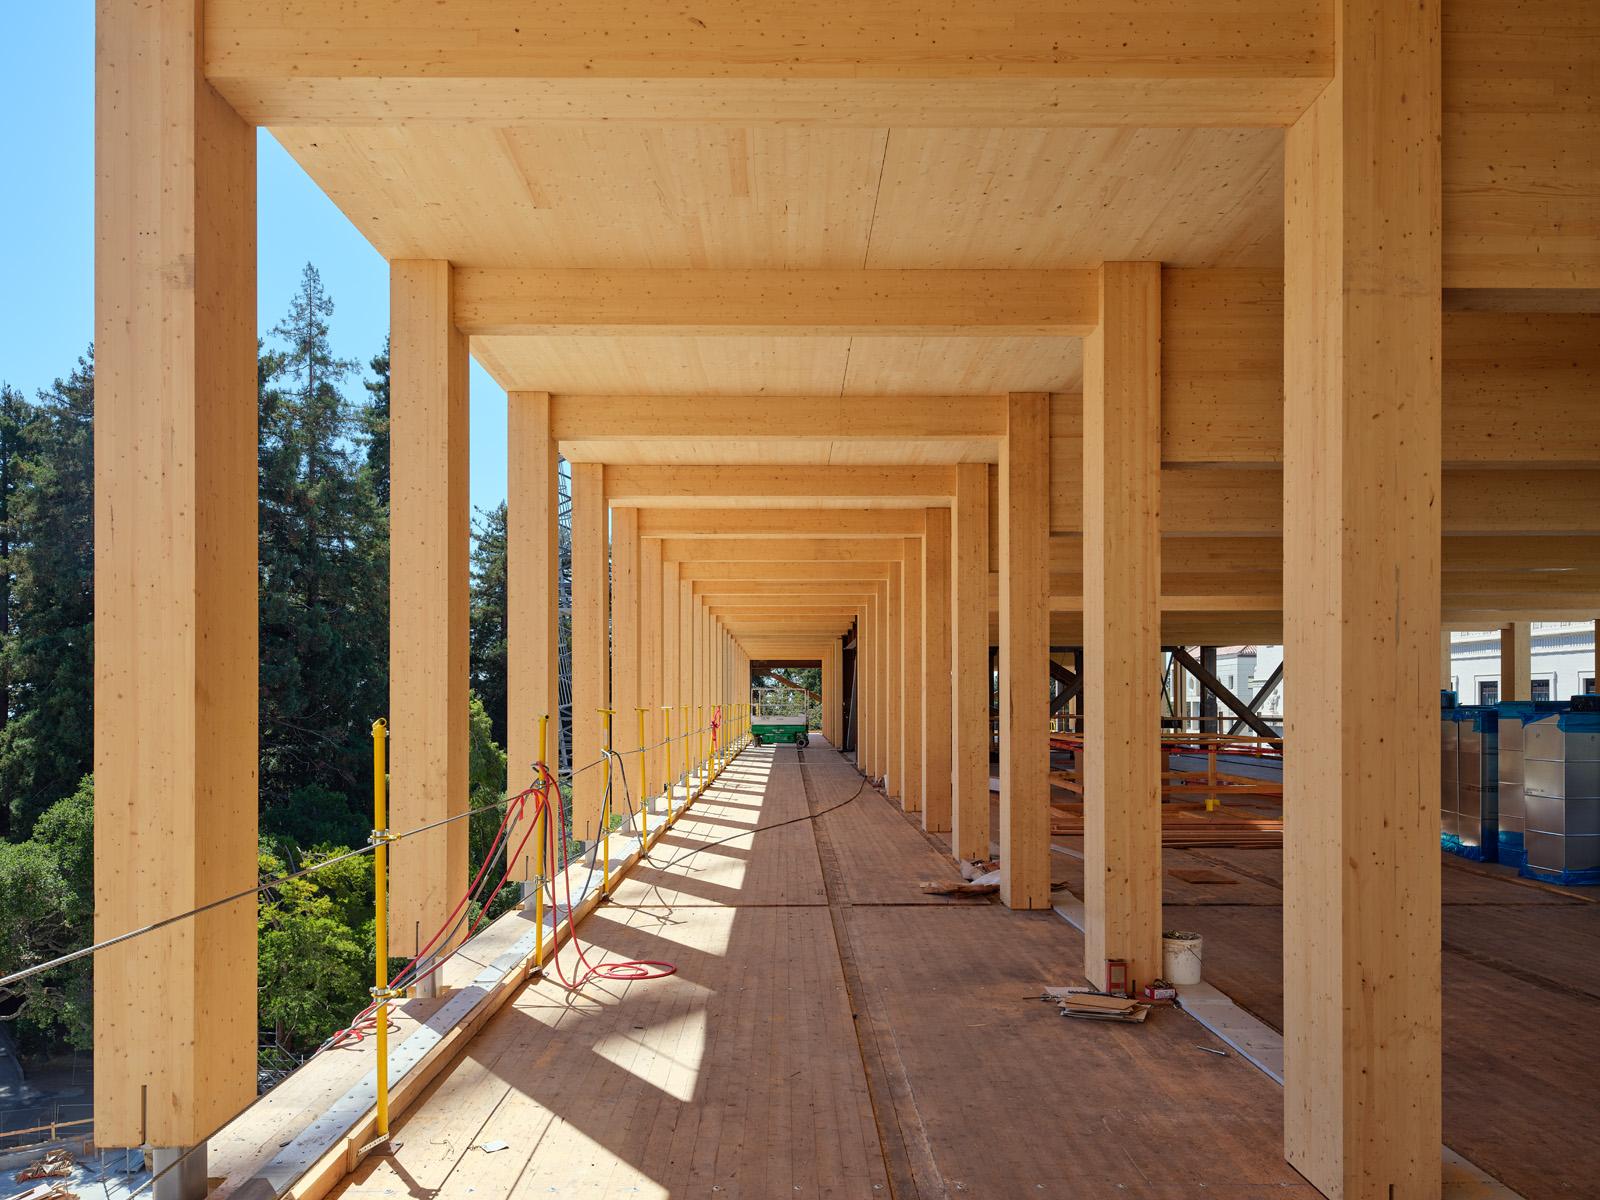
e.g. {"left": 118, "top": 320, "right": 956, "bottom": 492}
{"left": 749, "top": 685, "right": 812, "bottom": 748}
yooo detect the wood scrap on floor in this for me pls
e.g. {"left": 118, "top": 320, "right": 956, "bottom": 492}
{"left": 15, "top": 1151, "right": 74, "bottom": 1183}
{"left": 1168, "top": 867, "right": 1238, "bottom": 884}
{"left": 958, "top": 858, "right": 999, "bottom": 880}
{"left": 1057, "top": 991, "right": 1150, "bottom": 1023}
{"left": 13, "top": 1184, "right": 77, "bottom": 1200}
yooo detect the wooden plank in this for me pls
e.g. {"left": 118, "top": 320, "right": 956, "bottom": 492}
{"left": 207, "top": 0, "right": 1330, "bottom": 127}
{"left": 611, "top": 507, "right": 641, "bottom": 786}
{"left": 999, "top": 394, "right": 1051, "bottom": 909}
{"left": 951, "top": 464, "right": 990, "bottom": 860}
{"left": 389, "top": 261, "right": 470, "bottom": 963}
{"left": 570, "top": 463, "right": 609, "bottom": 841}
{"left": 456, "top": 268, "right": 1096, "bottom": 336}
{"left": 663, "top": 537, "right": 913, "bottom": 563}
{"left": 1082, "top": 264, "right": 1163, "bottom": 984}
{"left": 1282, "top": 0, "right": 1443, "bottom": 1189}
{"left": 93, "top": 0, "right": 257, "bottom": 1143}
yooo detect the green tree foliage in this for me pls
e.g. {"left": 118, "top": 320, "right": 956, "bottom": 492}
{"left": 470, "top": 503, "right": 509, "bottom": 750}
{"left": 258, "top": 266, "right": 389, "bottom": 847}
{"left": 0, "top": 360, "right": 93, "bottom": 836}
{"left": 257, "top": 845, "right": 374, "bottom": 1053}
{"left": 0, "top": 776, "right": 93, "bottom": 1051}
{"left": 0, "top": 268, "right": 531, "bottom": 1061}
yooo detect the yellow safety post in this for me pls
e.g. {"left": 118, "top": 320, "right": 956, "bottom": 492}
{"left": 636, "top": 706, "right": 649, "bottom": 844}
{"left": 661, "top": 705, "right": 675, "bottom": 833}
{"left": 370, "top": 719, "right": 400, "bottom": 1143}
{"left": 600, "top": 708, "right": 615, "bottom": 895}
{"left": 696, "top": 705, "right": 705, "bottom": 797}
{"left": 534, "top": 714, "right": 548, "bottom": 967}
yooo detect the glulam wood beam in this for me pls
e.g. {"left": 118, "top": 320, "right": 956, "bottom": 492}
{"left": 389, "top": 261, "right": 470, "bottom": 968}
{"left": 570, "top": 463, "right": 610, "bottom": 842}
{"left": 640, "top": 509, "right": 927, "bottom": 538}
{"left": 902, "top": 536, "right": 925, "bottom": 814}
{"left": 1281, "top": 0, "right": 1442, "bottom": 1189}
{"left": 94, "top": 0, "right": 257, "bottom": 1144}
{"left": 206, "top": 0, "right": 1330, "bottom": 127}
{"left": 660, "top": 537, "right": 912, "bottom": 563}
{"left": 605, "top": 465, "right": 956, "bottom": 508}
{"left": 1082, "top": 263, "right": 1163, "bottom": 984}
{"left": 951, "top": 463, "right": 990, "bottom": 860}
{"left": 999, "top": 393, "right": 1052, "bottom": 909}
{"left": 507, "top": 391, "right": 560, "bottom": 880}
{"left": 922, "top": 508, "right": 954, "bottom": 833}
{"left": 456, "top": 269, "right": 1096, "bottom": 337}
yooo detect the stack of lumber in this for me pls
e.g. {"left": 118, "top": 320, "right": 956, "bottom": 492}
{"left": 1055, "top": 991, "right": 1150, "bottom": 1023}
{"left": 1049, "top": 801, "right": 1282, "bottom": 848}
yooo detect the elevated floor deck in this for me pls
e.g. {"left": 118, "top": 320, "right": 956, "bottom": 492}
{"left": 330, "top": 740, "right": 1314, "bottom": 1199}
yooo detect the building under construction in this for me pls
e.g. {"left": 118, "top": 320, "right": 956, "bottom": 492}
{"left": 82, "top": 1, "right": 1598, "bottom": 1198}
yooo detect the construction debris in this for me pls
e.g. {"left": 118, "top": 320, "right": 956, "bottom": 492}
{"left": 1046, "top": 987, "right": 1152, "bottom": 1024}
{"left": 15, "top": 1150, "right": 74, "bottom": 1184}
{"left": 919, "top": 879, "right": 998, "bottom": 896}
{"left": 958, "top": 858, "right": 999, "bottom": 881}
{"left": 13, "top": 1184, "right": 77, "bottom": 1200}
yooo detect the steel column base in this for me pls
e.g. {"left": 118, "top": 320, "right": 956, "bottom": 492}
{"left": 151, "top": 1142, "right": 207, "bottom": 1200}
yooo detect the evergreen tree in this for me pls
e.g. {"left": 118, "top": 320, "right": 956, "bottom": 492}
{"left": 469, "top": 503, "right": 509, "bottom": 749}
{"left": 0, "top": 386, "right": 36, "bottom": 839}
{"left": 257, "top": 266, "right": 389, "bottom": 845}
{"left": 0, "top": 357, "right": 93, "bottom": 836}
{"left": 361, "top": 337, "right": 390, "bottom": 507}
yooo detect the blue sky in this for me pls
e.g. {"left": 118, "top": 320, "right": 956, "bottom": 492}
{"left": 0, "top": 3, "right": 510, "bottom": 517}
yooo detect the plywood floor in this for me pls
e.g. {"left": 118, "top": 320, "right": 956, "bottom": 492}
{"left": 1047, "top": 833, "right": 1600, "bottom": 1200}
{"left": 331, "top": 740, "right": 1316, "bottom": 1199}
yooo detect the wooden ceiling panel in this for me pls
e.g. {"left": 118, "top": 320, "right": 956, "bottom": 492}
{"left": 274, "top": 125, "right": 889, "bottom": 269}
{"left": 864, "top": 128, "right": 1284, "bottom": 269}
{"left": 274, "top": 125, "right": 1284, "bottom": 274}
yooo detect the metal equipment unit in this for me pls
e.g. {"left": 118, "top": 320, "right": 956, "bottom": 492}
{"left": 1441, "top": 696, "right": 1460, "bottom": 845}
{"left": 749, "top": 685, "right": 812, "bottom": 748}
{"left": 1449, "top": 706, "right": 1499, "bottom": 861}
{"left": 1495, "top": 700, "right": 1569, "bottom": 868}
{"left": 1522, "top": 709, "right": 1600, "bottom": 886}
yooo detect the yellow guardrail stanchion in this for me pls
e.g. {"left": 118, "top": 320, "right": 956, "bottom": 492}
{"left": 369, "top": 719, "right": 400, "bottom": 1144}
{"left": 600, "top": 708, "right": 615, "bottom": 896}
{"left": 636, "top": 706, "right": 650, "bottom": 844}
{"left": 696, "top": 705, "right": 706, "bottom": 797}
{"left": 534, "top": 714, "right": 548, "bottom": 967}
{"left": 661, "top": 705, "right": 675, "bottom": 832}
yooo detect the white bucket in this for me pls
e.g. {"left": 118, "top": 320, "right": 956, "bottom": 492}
{"left": 1162, "top": 931, "right": 1204, "bottom": 985}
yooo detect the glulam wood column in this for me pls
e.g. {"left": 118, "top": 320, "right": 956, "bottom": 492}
{"left": 663, "top": 560, "right": 680, "bottom": 745}
{"left": 1000, "top": 393, "right": 1051, "bottom": 909}
{"left": 640, "top": 537, "right": 662, "bottom": 796}
{"left": 93, "top": 0, "right": 257, "bottom": 1145}
{"left": 902, "top": 536, "right": 925, "bottom": 812}
{"left": 922, "top": 508, "right": 954, "bottom": 831}
{"left": 1282, "top": 0, "right": 1442, "bottom": 1191}
{"left": 887, "top": 558, "right": 904, "bottom": 797}
{"left": 389, "top": 260, "right": 470, "bottom": 964}
{"left": 611, "top": 507, "right": 640, "bottom": 790}
{"left": 1502, "top": 622, "right": 1531, "bottom": 700}
{"left": 1083, "top": 263, "right": 1163, "bottom": 986}
{"left": 952, "top": 464, "right": 991, "bottom": 860}
{"left": 570, "top": 463, "right": 609, "bottom": 842}
{"left": 507, "top": 392, "right": 560, "bottom": 880}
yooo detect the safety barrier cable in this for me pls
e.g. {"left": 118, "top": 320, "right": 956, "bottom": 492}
{"left": 0, "top": 708, "right": 754, "bottom": 1200}
{"left": 0, "top": 719, "right": 724, "bottom": 992}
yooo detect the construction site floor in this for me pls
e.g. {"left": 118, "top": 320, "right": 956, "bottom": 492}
{"left": 330, "top": 739, "right": 1316, "bottom": 1199}
{"left": 1046, "top": 833, "right": 1600, "bottom": 1200}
